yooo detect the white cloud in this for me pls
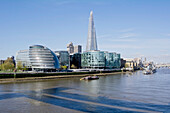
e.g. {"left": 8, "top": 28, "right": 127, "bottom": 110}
{"left": 119, "top": 33, "right": 137, "bottom": 39}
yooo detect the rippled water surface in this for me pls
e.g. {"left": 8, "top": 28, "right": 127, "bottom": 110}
{"left": 0, "top": 68, "right": 170, "bottom": 113}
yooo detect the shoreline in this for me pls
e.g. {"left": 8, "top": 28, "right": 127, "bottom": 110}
{"left": 0, "top": 71, "right": 132, "bottom": 84}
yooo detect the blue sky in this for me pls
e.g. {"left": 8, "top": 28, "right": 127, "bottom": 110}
{"left": 0, "top": 0, "right": 170, "bottom": 63}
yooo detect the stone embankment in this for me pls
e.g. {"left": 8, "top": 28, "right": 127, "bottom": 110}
{"left": 0, "top": 71, "right": 132, "bottom": 84}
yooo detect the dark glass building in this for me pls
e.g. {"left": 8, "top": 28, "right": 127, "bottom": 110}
{"left": 70, "top": 53, "right": 81, "bottom": 69}
{"left": 54, "top": 51, "right": 69, "bottom": 67}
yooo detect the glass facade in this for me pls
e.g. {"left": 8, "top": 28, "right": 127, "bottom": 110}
{"left": 86, "top": 11, "right": 98, "bottom": 51}
{"left": 16, "top": 50, "right": 31, "bottom": 68}
{"left": 70, "top": 53, "right": 81, "bottom": 69}
{"left": 29, "top": 45, "right": 60, "bottom": 71}
{"left": 81, "top": 51, "right": 121, "bottom": 69}
{"left": 81, "top": 51, "right": 105, "bottom": 69}
{"left": 55, "top": 51, "right": 69, "bottom": 67}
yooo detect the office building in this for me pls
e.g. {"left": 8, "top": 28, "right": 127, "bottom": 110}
{"left": 74, "top": 45, "right": 82, "bottom": 53}
{"left": 67, "top": 42, "right": 74, "bottom": 54}
{"left": 55, "top": 51, "right": 69, "bottom": 67}
{"left": 70, "top": 53, "right": 81, "bottom": 69}
{"left": 81, "top": 51, "right": 105, "bottom": 69}
{"left": 81, "top": 51, "right": 121, "bottom": 69}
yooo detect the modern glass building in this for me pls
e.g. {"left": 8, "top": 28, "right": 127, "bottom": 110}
{"left": 54, "top": 51, "right": 69, "bottom": 67}
{"left": 81, "top": 51, "right": 105, "bottom": 69}
{"left": 105, "top": 52, "right": 121, "bottom": 68}
{"left": 81, "top": 51, "right": 121, "bottom": 69}
{"left": 70, "top": 53, "right": 81, "bottom": 69}
{"left": 86, "top": 11, "right": 98, "bottom": 51}
{"left": 16, "top": 50, "right": 31, "bottom": 69}
{"left": 114, "top": 53, "right": 121, "bottom": 68}
{"left": 29, "top": 45, "right": 60, "bottom": 72}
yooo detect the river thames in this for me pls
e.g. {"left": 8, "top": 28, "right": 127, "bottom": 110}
{"left": 0, "top": 68, "right": 170, "bottom": 113}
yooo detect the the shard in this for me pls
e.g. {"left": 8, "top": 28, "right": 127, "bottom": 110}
{"left": 86, "top": 11, "right": 98, "bottom": 51}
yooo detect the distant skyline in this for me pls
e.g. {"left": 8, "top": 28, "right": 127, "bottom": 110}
{"left": 0, "top": 0, "right": 170, "bottom": 63}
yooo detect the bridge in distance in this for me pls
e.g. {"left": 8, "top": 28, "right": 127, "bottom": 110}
{"left": 156, "top": 64, "right": 170, "bottom": 68}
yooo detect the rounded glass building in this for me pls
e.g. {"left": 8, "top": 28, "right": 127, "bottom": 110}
{"left": 29, "top": 45, "right": 60, "bottom": 72}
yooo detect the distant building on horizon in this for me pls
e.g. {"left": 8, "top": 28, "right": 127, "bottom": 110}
{"left": 74, "top": 45, "right": 82, "bottom": 54}
{"left": 67, "top": 42, "right": 82, "bottom": 54}
{"left": 67, "top": 42, "right": 74, "bottom": 54}
{"left": 86, "top": 11, "right": 98, "bottom": 51}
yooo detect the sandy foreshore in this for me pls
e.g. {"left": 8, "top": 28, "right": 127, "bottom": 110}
{"left": 0, "top": 71, "right": 132, "bottom": 84}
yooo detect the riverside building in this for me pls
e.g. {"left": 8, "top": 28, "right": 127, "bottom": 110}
{"left": 81, "top": 51, "right": 121, "bottom": 69}
{"left": 16, "top": 45, "right": 60, "bottom": 72}
{"left": 74, "top": 45, "right": 82, "bottom": 54}
{"left": 54, "top": 51, "right": 69, "bottom": 67}
{"left": 16, "top": 50, "right": 32, "bottom": 69}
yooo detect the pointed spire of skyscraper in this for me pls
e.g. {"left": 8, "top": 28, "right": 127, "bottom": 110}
{"left": 86, "top": 11, "right": 98, "bottom": 51}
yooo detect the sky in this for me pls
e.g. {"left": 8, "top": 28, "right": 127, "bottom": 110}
{"left": 0, "top": 0, "right": 170, "bottom": 64}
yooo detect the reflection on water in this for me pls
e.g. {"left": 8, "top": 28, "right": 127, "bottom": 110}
{"left": 0, "top": 68, "right": 170, "bottom": 112}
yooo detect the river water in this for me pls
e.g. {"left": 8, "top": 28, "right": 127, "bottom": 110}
{"left": 0, "top": 68, "right": 170, "bottom": 113}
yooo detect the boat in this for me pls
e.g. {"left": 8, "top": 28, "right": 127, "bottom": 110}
{"left": 143, "top": 70, "right": 152, "bottom": 75}
{"left": 80, "top": 76, "right": 99, "bottom": 80}
{"left": 143, "top": 63, "right": 156, "bottom": 75}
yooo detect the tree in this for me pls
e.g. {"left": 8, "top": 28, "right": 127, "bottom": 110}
{"left": 61, "top": 65, "right": 67, "bottom": 70}
{"left": 1, "top": 57, "right": 15, "bottom": 71}
{"left": 71, "top": 64, "right": 77, "bottom": 69}
{"left": 17, "top": 61, "right": 23, "bottom": 70}
{"left": 125, "top": 64, "right": 129, "bottom": 68}
{"left": 0, "top": 64, "right": 2, "bottom": 71}
{"left": 23, "top": 66, "right": 28, "bottom": 71}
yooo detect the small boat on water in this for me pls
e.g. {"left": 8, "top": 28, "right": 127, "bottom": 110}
{"left": 80, "top": 76, "right": 99, "bottom": 80}
{"left": 143, "top": 63, "right": 156, "bottom": 75}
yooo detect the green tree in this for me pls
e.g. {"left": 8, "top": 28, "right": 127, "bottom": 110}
{"left": 71, "top": 64, "right": 77, "bottom": 69}
{"left": 61, "top": 65, "right": 67, "bottom": 70}
{"left": 125, "top": 64, "right": 129, "bottom": 68}
{"left": 17, "top": 61, "right": 23, "bottom": 70}
{"left": 0, "top": 64, "right": 2, "bottom": 71}
{"left": 23, "top": 66, "right": 28, "bottom": 71}
{"left": 1, "top": 57, "right": 15, "bottom": 71}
